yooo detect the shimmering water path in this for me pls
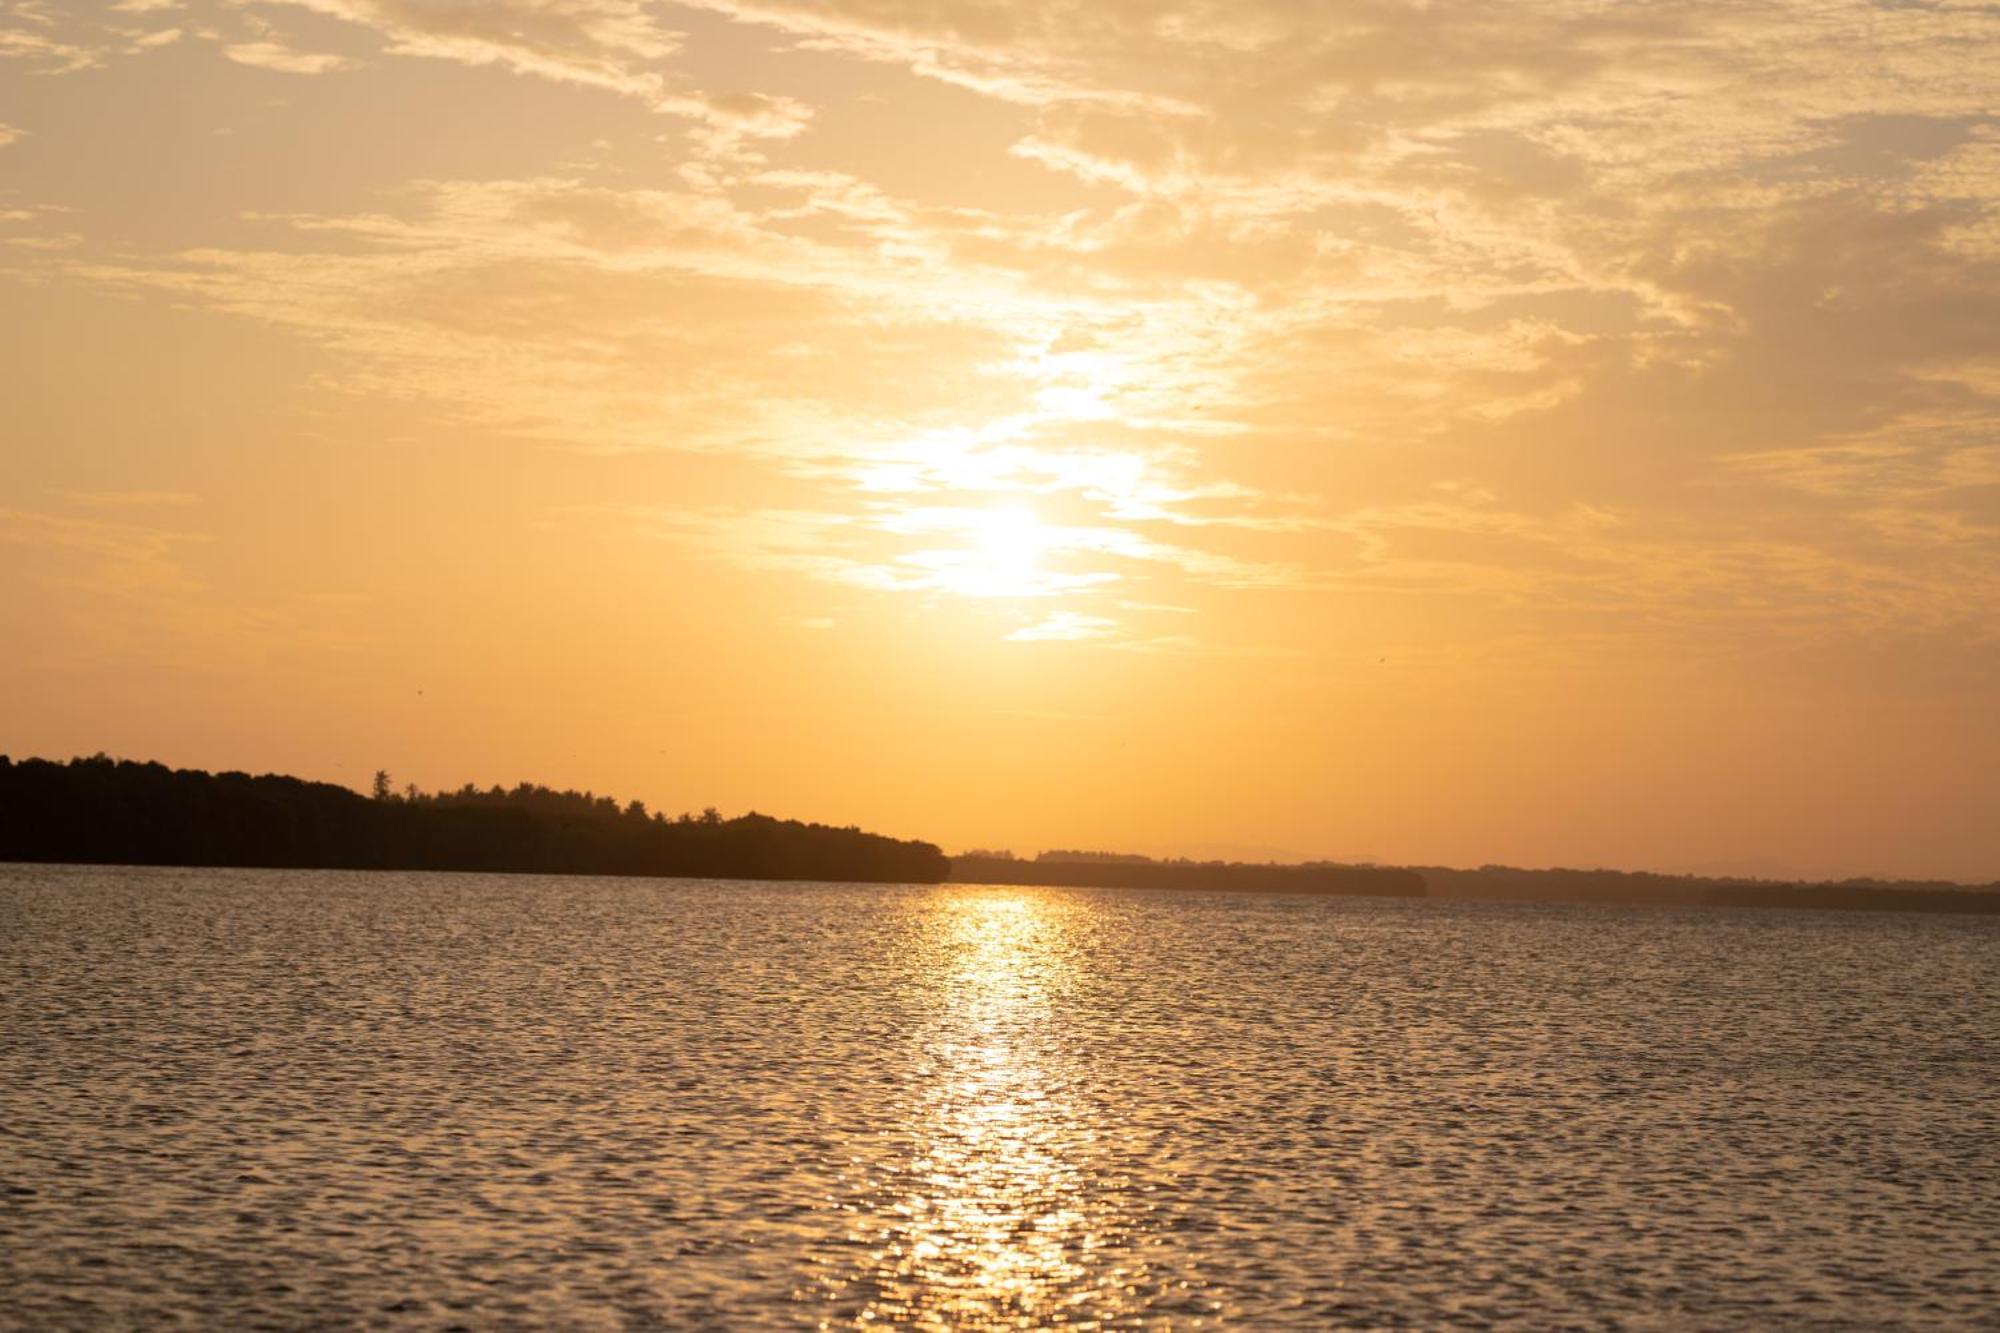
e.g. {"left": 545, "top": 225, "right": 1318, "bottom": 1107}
{"left": 3, "top": 865, "right": 1997, "bottom": 1327}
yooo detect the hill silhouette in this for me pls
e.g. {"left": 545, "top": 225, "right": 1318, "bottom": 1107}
{"left": 0, "top": 755, "right": 946, "bottom": 884}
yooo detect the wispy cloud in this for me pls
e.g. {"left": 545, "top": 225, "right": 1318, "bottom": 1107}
{"left": 0, "top": 0, "right": 106, "bottom": 73}
{"left": 0, "top": 506, "right": 208, "bottom": 594}
{"left": 222, "top": 40, "right": 349, "bottom": 74}
{"left": 1007, "top": 611, "right": 1116, "bottom": 642}
{"left": 17, "top": 0, "right": 1997, "bottom": 661}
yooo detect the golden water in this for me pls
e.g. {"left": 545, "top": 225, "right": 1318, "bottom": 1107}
{"left": 3, "top": 866, "right": 1996, "bottom": 1327}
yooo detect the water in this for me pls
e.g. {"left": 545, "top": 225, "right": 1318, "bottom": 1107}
{"left": 2, "top": 865, "right": 1997, "bottom": 1329}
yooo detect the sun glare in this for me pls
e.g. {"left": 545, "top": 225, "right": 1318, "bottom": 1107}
{"left": 917, "top": 505, "right": 1063, "bottom": 599}
{"left": 973, "top": 506, "right": 1047, "bottom": 572}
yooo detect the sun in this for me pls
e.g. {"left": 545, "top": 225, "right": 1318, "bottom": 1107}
{"left": 973, "top": 505, "right": 1047, "bottom": 568}
{"left": 890, "top": 502, "right": 1114, "bottom": 600}
{"left": 951, "top": 505, "right": 1050, "bottom": 598}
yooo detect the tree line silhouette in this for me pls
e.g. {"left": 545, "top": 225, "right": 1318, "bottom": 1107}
{"left": 1415, "top": 862, "right": 2000, "bottom": 915}
{"left": 951, "top": 850, "right": 1998, "bottom": 912}
{"left": 0, "top": 755, "right": 947, "bottom": 883}
{"left": 6, "top": 754, "right": 1996, "bottom": 913}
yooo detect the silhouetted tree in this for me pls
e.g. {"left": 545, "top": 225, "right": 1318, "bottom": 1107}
{"left": 0, "top": 756, "right": 949, "bottom": 884}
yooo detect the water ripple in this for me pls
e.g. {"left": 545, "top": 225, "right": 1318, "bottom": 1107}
{"left": 2, "top": 866, "right": 1996, "bottom": 1328}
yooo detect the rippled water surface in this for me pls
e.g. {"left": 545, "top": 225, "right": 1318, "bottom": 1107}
{"left": 3, "top": 865, "right": 1998, "bottom": 1328}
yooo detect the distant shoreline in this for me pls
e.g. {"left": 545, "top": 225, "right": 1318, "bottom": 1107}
{"left": 1412, "top": 863, "right": 2000, "bottom": 916}
{"left": 7, "top": 857, "right": 1999, "bottom": 917}
{"left": 947, "top": 855, "right": 1425, "bottom": 898}
{"left": 6, "top": 754, "right": 1996, "bottom": 915}
{"left": 952, "top": 855, "right": 2000, "bottom": 915}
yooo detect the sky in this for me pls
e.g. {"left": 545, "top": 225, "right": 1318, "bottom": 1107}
{"left": 2, "top": 0, "right": 1996, "bottom": 881}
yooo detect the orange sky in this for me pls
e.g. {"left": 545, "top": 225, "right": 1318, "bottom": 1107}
{"left": 3, "top": 0, "right": 1997, "bottom": 880}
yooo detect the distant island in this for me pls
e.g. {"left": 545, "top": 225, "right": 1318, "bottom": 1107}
{"left": 0, "top": 755, "right": 947, "bottom": 884}
{"left": 950, "top": 849, "right": 2000, "bottom": 915}
{"left": 5, "top": 754, "right": 1997, "bottom": 914}
{"left": 1410, "top": 862, "right": 2000, "bottom": 915}
{"left": 950, "top": 851, "right": 1425, "bottom": 897}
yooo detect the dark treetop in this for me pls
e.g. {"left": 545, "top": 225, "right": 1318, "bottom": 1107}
{"left": 7, "top": 755, "right": 1997, "bottom": 912}
{"left": 0, "top": 756, "right": 947, "bottom": 884}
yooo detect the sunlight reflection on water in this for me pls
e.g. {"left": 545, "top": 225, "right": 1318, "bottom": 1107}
{"left": 6, "top": 868, "right": 1999, "bottom": 1329}
{"left": 823, "top": 891, "right": 1118, "bottom": 1328}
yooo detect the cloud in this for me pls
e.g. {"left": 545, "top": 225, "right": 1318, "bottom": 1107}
{"left": 0, "top": 0, "right": 107, "bottom": 73}
{"left": 28, "top": 0, "right": 1999, "bottom": 660}
{"left": 0, "top": 122, "right": 22, "bottom": 147}
{"left": 1006, "top": 611, "right": 1116, "bottom": 641}
{"left": 123, "top": 26, "right": 183, "bottom": 50}
{"left": 249, "top": 0, "right": 810, "bottom": 145}
{"left": 265, "top": 0, "right": 676, "bottom": 91}
{"left": 0, "top": 506, "right": 206, "bottom": 593}
{"left": 222, "top": 39, "right": 350, "bottom": 73}
{"left": 582, "top": 493, "right": 1305, "bottom": 638}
